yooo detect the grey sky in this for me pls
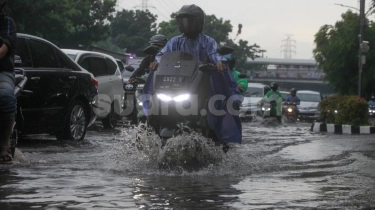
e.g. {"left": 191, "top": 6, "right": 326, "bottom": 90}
{"left": 120, "top": 0, "right": 366, "bottom": 59}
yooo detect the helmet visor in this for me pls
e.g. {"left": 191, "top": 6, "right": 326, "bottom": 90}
{"left": 177, "top": 16, "right": 201, "bottom": 36}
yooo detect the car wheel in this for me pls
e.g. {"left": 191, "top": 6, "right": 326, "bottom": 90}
{"left": 102, "top": 102, "right": 118, "bottom": 129}
{"left": 56, "top": 100, "right": 87, "bottom": 140}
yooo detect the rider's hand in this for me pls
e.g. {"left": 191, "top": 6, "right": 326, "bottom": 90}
{"left": 149, "top": 61, "right": 159, "bottom": 70}
{"left": 216, "top": 61, "right": 227, "bottom": 72}
{"left": 237, "top": 84, "right": 244, "bottom": 92}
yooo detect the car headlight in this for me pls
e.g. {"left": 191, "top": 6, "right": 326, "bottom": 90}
{"left": 156, "top": 93, "right": 190, "bottom": 102}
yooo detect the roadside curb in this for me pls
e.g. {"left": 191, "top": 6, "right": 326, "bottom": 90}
{"left": 310, "top": 123, "right": 375, "bottom": 134}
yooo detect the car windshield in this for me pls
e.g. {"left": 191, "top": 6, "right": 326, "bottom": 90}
{"left": 297, "top": 93, "right": 321, "bottom": 102}
{"left": 121, "top": 69, "right": 133, "bottom": 78}
{"left": 244, "top": 87, "right": 263, "bottom": 97}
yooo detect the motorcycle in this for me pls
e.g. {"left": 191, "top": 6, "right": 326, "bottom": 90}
{"left": 262, "top": 98, "right": 282, "bottom": 123}
{"left": 262, "top": 99, "right": 277, "bottom": 118}
{"left": 369, "top": 105, "right": 375, "bottom": 117}
{"left": 282, "top": 101, "right": 297, "bottom": 122}
{"left": 10, "top": 67, "right": 30, "bottom": 158}
{"left": 144, "top": 46, "right": 235, "bottom": 146}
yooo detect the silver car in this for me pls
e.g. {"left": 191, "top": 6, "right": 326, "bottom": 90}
{"left": 62, "top": 49, "right": 125, "bottom": 129}
{"left": 296, "top": 90, "right": 322, "bottom": 121}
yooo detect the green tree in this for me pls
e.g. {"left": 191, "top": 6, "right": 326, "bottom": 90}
{"left": 158, "top": 13, "right": 180, "bottom": 39}
{"left": 110, "top": 9, "right": 157, "bottom": 56}
{"left": 7, "top": 0, "right": 116, "bottom": 48}
{"left": 313, "top": 10, "right": 375, "bottom": 97}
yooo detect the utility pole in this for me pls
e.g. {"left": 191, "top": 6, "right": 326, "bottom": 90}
{"left": 358, "top": 0, "right": 365, "bottom": 97}
{"left": 281, "top": 34, "right": 296, "bottom": 59}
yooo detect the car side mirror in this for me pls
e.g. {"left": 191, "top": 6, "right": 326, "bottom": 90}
{"left": 125, "top": 65, "right": 135, "bottom": 72}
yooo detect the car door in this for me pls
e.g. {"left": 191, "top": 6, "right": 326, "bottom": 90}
{"left": 77, "top": 54, "right": 111, "bottom": 117}
{"left": 15, "top": 37, "right": 67, "bottom": 132}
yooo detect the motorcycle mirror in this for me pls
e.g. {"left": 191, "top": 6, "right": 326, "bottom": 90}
{"left": 125, "top": 65, "right": 135, "bottom": 72}
{"left": 143, "top": 45, "right": 160, "bottom": 55}
{"left": 238, "top": 73, "right": 247, "bottom": 78}
{"left": 217, "top": 46, "right": 234, "bottom": 55}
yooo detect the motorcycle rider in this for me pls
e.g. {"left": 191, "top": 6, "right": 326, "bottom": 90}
{"left": 146, "top": 4, "right": 241, "bottom": 147}
{"left": 284, "top": 88, "right": 300, "bottom": 118}
{"left": 0, "top": 0, "right": 17, "bottom": 164}
{"left": 224, "top": 54, "right": 248, "bottom": 94}
{"left": 128, "top": 34, "right": 168, "bottom": 82}
{"left": 261, "top": 82, "right": 283, "bottom": 123}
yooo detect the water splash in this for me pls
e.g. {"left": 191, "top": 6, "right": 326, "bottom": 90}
{"left": 105, "top": 123, "right": 236, "bottom": 174}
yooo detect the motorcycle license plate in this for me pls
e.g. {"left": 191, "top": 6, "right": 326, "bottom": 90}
{"left": 155, "top": 75, "right": 188, "bottom": 89}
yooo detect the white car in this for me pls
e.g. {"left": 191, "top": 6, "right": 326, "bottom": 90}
{"left": 62, "top": 49, "right": 124, "bottom": 129}
{"left": 296, "top": 90, "right": 322, "bottom": 121}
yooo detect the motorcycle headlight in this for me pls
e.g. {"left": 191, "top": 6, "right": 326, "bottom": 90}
{"left": 287, "top": 108, "right": 293, "bottom": 112}
{"left": 138, "top": 102, "right": 143, "bottom": 106}
{"left": 173, "top": 94, "right": 190, "bottom": 102}
{"left": 157, "top": 93, "right": 172, "bottom": 102}
{"left": 156, "top": 93, "right": 190, "bottom": 102}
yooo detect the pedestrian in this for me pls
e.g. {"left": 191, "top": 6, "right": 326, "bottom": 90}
{"left": 0, "top": 0, "right": 17, "bottom": 164}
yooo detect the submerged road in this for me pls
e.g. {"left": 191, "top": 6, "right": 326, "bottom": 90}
{"left": 0, "top": 118, "right": 374, "bottom": 209}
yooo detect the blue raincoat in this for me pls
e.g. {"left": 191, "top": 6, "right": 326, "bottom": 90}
{"left": 143, "top": 33, "right": 242, "bottom": 144}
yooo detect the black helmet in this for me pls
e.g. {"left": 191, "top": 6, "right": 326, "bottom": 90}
{"left": 149, "top": 34, "right": 168, "bottom": 48}
{"left": 176, "top": 4, "right": 205, "bottom": 39}
{"left": 270, "top": 82, "right": 278, "bottom": 91}
{"left": 291, "top": 88, "right": 297, "bottom": 95}
{"left": 224, "top": 54, "right": 236, "bottom": 70}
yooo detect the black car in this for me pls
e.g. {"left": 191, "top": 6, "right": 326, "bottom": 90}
{"left": 14, "top": 33, "right": 98, "bottom": 140}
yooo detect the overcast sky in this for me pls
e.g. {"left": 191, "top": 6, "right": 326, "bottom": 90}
{"left": 119, "top": 0, "right": 368, "bottom": 59}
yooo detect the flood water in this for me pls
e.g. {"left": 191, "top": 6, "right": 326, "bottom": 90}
{"left": 1, "top": 118, "right": 375, "bottom": 209}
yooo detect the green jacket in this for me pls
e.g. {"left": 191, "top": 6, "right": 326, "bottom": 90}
{"left": 262, "top": 90, "right": 283, "bottom": 116}
{"left": 231, "top": 68, "right": 248, "bottom": 93}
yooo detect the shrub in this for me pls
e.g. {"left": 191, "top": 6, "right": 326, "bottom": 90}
{"left": 319, "top": 95, "right": 369, "bottom": 126}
